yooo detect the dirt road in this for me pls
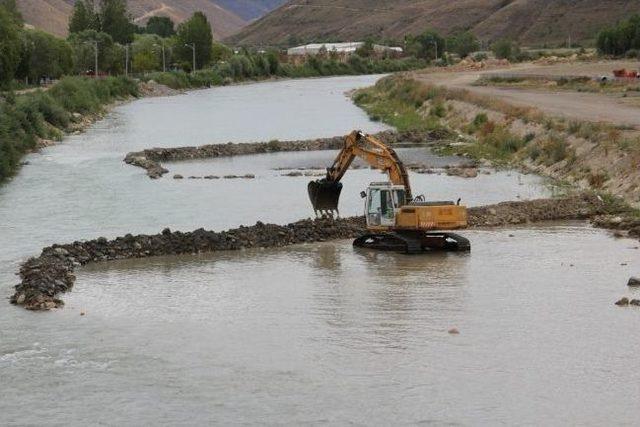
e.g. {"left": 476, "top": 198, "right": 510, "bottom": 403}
{"left": 413, "top": 61, "right": 640, "bottom": 128}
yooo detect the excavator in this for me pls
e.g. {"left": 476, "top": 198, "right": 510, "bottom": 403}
{"left": 308, "top": 130, "right": 470, "bottom": 253}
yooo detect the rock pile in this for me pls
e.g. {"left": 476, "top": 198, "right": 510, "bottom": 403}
{"left": 124, "top": 130, "right": 436, "bottom": 179}
{"left": 125, "top": 155, "right": 169, "bottom": 179}
{"left": 467, "top": 193, "right": 612, "bottom": 227}
{"left": 614, "top": 277, "right": 640, "bottom": 307}
{"left": 10, "top": 217, "right": 366, "bottom": 310}
{"left": 9, "top": 194, "right": 623, "bottom": 311}
{"left": 592, "top": 214, "right": 640, "bottom": 238}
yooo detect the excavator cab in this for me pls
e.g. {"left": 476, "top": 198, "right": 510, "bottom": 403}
{"left": 364, "top": 182, "right": 406, "bottom": 228}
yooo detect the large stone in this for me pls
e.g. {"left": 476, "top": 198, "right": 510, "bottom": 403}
{"left": 628, "top": 277, "right": 640, "bottom": 287}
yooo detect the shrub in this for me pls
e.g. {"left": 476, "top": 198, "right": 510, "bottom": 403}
{"left": 0, "top": 75, "right": 138, "bottom": 182}
{"left": 523, "top": 132, "right": 536, "bottom": 143}
{"left": 473, "top": 113, "right": 488, "bottom": 127}
{"left": 429, "top": 101, "right": 446, "bottom": 118}
{"left": 588, "top": 171, "right": 609, "bottom": 188}
{"left": 482, "top": 126, "right": 526, "bottom": 154}
{"left": 626, "top": 49, "right": 640, "bottom": 59}
{"left": 540, "top": 135, "right": 571, "bottom": 165}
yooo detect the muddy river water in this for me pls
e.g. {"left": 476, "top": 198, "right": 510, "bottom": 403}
{"left": 1, "top": 76, "right": 639, "bottom": 425}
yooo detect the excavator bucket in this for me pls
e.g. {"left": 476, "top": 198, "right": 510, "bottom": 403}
{"left": 308, "top": 179, "right": 343, "bottom": 216}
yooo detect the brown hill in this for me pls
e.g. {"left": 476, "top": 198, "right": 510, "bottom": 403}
{"left": 16, "top": 0, "right": 247, "bottom": 39}
{"left": 227, "top": 0, "right": 640, "bottom": 47}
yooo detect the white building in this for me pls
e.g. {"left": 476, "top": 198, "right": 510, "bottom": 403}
{"left": 287, "top": 42, "right": 403, "bottom": 57}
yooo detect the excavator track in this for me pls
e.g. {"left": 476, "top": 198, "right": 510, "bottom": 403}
{"left": 353, "top": 231, "right": 470, "bottom": 254}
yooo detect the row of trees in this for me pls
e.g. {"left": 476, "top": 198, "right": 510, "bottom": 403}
{"left": 403, "top": 29, "right": 521, "bottom": 61}
{"left": 0, "top": 0, "right": 215, "bottom": 86}
{"left": 69, "top": 0, "right": 175, "bottom": 43}
{"left": 404, "top": 30, "right": 480, "bottom": 60}
{"left": 597, "top": 15, "right": 640, "bottom": 56}
{"left": 68, "top": 0, "right": 213, "bottom": 70}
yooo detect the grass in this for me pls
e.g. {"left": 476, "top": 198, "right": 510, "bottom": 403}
{"left": 0, "top": 76, "right": 138, "bottom": 182}
{"left": 477, "top": 75, "right": 640, "bottom": 94}
{"left": 352, "top": 78, "right": 442, "bottom": 132}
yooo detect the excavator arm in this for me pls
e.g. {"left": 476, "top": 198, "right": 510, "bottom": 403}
{"left": 308, "top": 131, "right": 413, "bottom": 215}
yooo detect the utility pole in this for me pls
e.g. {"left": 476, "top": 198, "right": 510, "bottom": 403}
{"left": 433, "top": 41, "right": 438, "bottom": 61}
{"left": 85, "top": 41, "right": 99, "bottom": 78}
{"left": 185, "top": 43, "right": 196, "bottom": 73}
{"left": 161, "top": 41, "right": 166, "bottom": 72}
{"left": 125, "top": 44, "right": 129, "bottom": 77}
{"left": 154, "top": 41, "right": 166, "bottom": 72}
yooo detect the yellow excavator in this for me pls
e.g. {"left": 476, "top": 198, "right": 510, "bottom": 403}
{"left": 308, "top": 130, "right": 470, "bottom": 253}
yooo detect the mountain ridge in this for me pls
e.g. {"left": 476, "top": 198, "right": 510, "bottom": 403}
{"left": 15, "top": 0, "right": 286, "bottom": 39}
{"left": 227, "top": 0, "right": 640, "bottom": 46}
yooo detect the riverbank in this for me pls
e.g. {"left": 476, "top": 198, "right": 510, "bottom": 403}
{"left": 0, "top": 76, "right": 139, "bottom": 183}
{"left": 9, "top": 193, "right": 625, "bottom": 311}
{"left": 353, "top": 74, "right": 640, "bottom": 207}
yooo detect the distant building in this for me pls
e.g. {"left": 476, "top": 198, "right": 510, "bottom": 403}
{"left": 286, "top": 42, "right": 403, "bottom": 63}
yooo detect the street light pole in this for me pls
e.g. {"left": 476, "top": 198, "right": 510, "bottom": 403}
{"left": 155, "top": 41, "right": 167, "bottom": 72}
{"left": 161, "top": 41, "right": 166, "bottom": 72}
{"left": 185, "top": 43, "right": 196, "bottom": 73}
{"left": 85, "top": 41, "right": 99, "bottom": 78}
{"left": 125, "top": 44, "right": 129, "bottom": 77}
{"left": 93, "top": 41, "right": 98, "bottom": 78}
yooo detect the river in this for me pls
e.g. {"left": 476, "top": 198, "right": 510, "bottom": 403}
{"left": 1, "top": 75, "right": 639, "bottom": 425}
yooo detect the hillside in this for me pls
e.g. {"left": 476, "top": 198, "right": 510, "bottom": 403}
{"left": 15, "top": 0, "right": 254, "bottom": 39}
{"left": 227, "top": 0, "right": 640, "bottom": 47}
{"left": 214, "top": 0, "right": 287, "bottom": 21}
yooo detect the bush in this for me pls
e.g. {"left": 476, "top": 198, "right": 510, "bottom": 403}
{"left": 0, "top": 75, "right": 138, "bottom": 182}
{"left": 491, "top": 39, "right": 519, "bottom": 60}
{"left": 482, "top": 126, "right": 526, "bottom": 154}
{"left": 473, "top": 113, "right": 488, "bottom": 127}
{"left": 597, "top": 15, "right": 640, "bottom": 56}
{"left": 429, "top": 101, "right": 446, "bottom": 118}
{"left": 626, "top": 49, "right": 640, "bottom": 59}
{"left": 539, "top": 135, "right": 572, "bottom": 165}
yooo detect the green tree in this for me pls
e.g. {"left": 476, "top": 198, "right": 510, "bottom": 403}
{"left": 446, "top": 31, "right": 479, "bottom": 58}
{"left": 146, "top": 16, "right": 175, "bottom": 37}
{"left": 211, "top": 42, "right": 232, "bottom": 62}
{"left": 99, "top": 0, "right": 135, "bottom": 44}
{"left": 131, "top": 33, "right": 164, "bottom": 72}
{"left": 356, "top": 39, "right": 375, "bottom": 57}
{"left": 0, "top": 0, "right": 22, "bottom": 23}
{"left": 597, "top": 15, "right": 640, "bottom": 56}
{"left": 406, "top": 30, "right": 444, "bottom": 60}
{"left": 69, "top": 0, "right": 99, "bottom": 34}
{"left": 176, "top": 12, "right": 213, "bottom": 70}
{"left": 68, "top": 30, "right": 123, "bottom": 75}
{"left": 266, "top": 50, "right": 280, "bottom": 74}
{"left": 491, "top": 39, "right": 519, "bottom": 60}
{"left": 132, "top": 51, "right": 158, "bottom": 72}
{"left": 0, "top": 5, "right": 21, "bottom": 85}
{"left": 16, "top": 30, "right": 74, "bottom": 82}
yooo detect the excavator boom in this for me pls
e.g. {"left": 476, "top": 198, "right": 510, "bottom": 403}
{"left": 308, "top": 131, "right": 411, "bottom": 215}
